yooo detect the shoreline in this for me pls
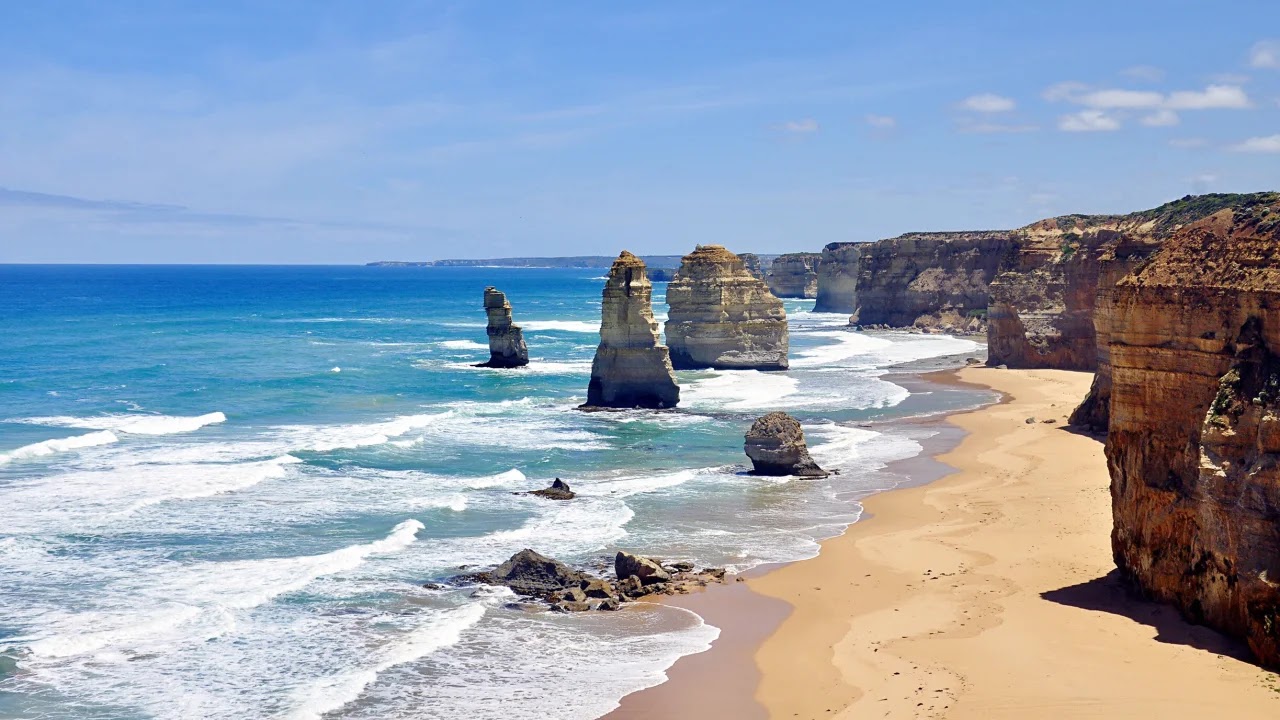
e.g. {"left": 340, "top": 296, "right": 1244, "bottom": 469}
{"left": 610, "top": 367, "right": 1280, "bottom": 719}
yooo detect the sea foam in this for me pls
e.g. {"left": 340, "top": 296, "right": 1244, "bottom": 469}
{"left": 0, "top": 430, "right": 120, "bottom": 465}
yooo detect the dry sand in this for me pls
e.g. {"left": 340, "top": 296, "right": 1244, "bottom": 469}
{"left": 613, "top": 367, "right": 1280, "bottom": 719}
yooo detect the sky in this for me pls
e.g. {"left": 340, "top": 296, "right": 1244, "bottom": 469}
{"left": 0, "top": 1, "right": 1278, "bottom": 264}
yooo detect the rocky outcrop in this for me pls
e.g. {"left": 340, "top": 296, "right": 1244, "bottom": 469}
{"left": 583, "top": 252, "right": 680, "bottom": 409}
{"left": 459, "top": 549, "right": 729, "bottom": 612}
{"left": 767, "top": 252, "right": 821, "bottom": 298}
{"left": 744, "top": 411, "right": 828, "bottom": 477}
{"left": 665, "top": 245, "right": 789, "bottom": 371}
{"left": 813, "top": 242, "right": 862, "bottom": 313}
{"left": 526, "top": 478, "right": 575, "bottom": 500}
{"left": 476, "top": 287, "right": 529, "bottom": 368}
{"left": 1105, "top": 196, "right": 1280, "bottom": 667}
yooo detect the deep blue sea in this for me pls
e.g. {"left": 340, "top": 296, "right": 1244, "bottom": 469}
{"left": 0, "top": 265, "right": 987, "bottom": 719}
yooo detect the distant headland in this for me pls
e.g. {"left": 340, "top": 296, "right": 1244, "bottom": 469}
{"left": 366, "top": 254, "right": 778, "bottom": 270}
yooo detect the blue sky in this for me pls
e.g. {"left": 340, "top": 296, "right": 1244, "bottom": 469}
{"left": 1, "top": 1, "right": 1277, "bottom": 263}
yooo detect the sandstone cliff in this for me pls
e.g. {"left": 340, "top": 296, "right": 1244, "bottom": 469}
{"left": 476, "top": 287, "right": 529, "bottom": 368}
{"left": 739, "top": 253, "right": 768, "bottom": 282}
{"left": 744, "top": 411, "right": 827, "bottom": 477}
{"left": 664, "top": 245, "right": 789, "bottom": 371}
{"left": 584, "top": 252, "right": 680, "bottom": 409}
{"left": 988, "top": 195, "right": 1274, "bottom": 385}
{"left": 767, "top": 252, "right": 821, "bottom": 298}
{"left": 1105, "top": 195, "right": 1280, "bottom": 667}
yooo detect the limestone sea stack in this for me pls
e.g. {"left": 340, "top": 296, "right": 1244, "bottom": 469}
{"left": 476, "top": 286, "right": 528, "bottom": 368}
{"left": 583, "top": 252, "right": 680, "bottom": 409}
{"left": 744, "top": 411, "right": 828, "bottom": 477}
{"left": 665, "top": 245, "right": 789, "bottom": 371}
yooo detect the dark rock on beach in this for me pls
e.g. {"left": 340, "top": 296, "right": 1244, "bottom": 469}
{"left": 460, "top": 548, "right": 587, "bottom": 597}
{"left": 615, "top": 551, "right": 671, "bottom": 585}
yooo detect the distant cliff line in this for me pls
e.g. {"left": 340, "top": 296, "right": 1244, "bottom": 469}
{"left": 369, "top": 254, "right": 777, "bottom": 269}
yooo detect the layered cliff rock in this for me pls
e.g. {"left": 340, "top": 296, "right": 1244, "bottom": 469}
{"left": 1105, "top": 196, "right": 1280, "bottom": 666}
{"left": 476, "top": 287, "right": 529, "bottom": 368}
{"left": 988, "top": 195, "right": 1273, "bottom": 384}
{"left": 739, "top": 253, "right": 768, "bottom": 282}
{"left": 664, "top": 245, "right": 789, "bottom": 371}
{"left": 767, "top": 252, "right": 821, "bottom": 298}
{"left": 583, "top": 252, "right": 680, "bottom": 409}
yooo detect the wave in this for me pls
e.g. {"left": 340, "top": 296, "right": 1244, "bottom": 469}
{"left": 296, "top": 412, "right": 453, "bottom": 452}
{"left": 0, "top": 430, "right": 119, "bottom": 465}
{"left": 573, "top": 469, "right": 702, "bottom": 498}
{"left": 790, "top": 331, "right": 890, "bottom": 368}
{"left": 518, "top": 320, "right": 598, "bottom": 333}
{"left": 15, "top": 412, "right": 227, "bottom": 436}
{"left": 680, "top": 370, "right": 799, "bottom": 411}
{"left": 435, "top": 339, "right": 488, "bottom": 351}
{"left": 286, "top": 604, "right": 486, "bottom": 720}
{"left": 26, "top": 520, "right": 424, "bottom": 659}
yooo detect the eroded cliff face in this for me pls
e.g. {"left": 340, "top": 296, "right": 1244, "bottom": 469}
{"left": 584, "top": 252, "right": 680, "bottom": 409}
{"left": 851, "top": 231, "right": 1013, "bottom": 329}
{"left": 1106, "top": 198, "right": 1280, "bottom": 666}
{"left": 665, "top": 245, "right": 789, "bottom": 370}
{"left": 813, "top": 242, "right": 861, "bottom": 313}
{"left": 767, "top": 253, "right": 821, "bottom": 298}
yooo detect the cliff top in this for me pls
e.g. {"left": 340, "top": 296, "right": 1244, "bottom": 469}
{"left": 684, "top": 245, "right": 741, "bottom": 263}
{"left": 1026, "top": 192, "right": 1280, "bottom": 239}
{"left": 1121, "top": 198, "right": 1280, "bottom": 291}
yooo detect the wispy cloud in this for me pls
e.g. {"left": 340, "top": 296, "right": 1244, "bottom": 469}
{"left": 1250, "top": 40, "right": 1280, "bottom": 69}
{"left": 1121, "top": 65, "right": 1165, "bottom": 82}
{"left": 1229, "top": 134, "right": 1280, "bottom": 153}
{"left": 777, "top": 118, "right": 820, "bottom": 133}
{"left": 1166, "top": 85, "right": 1251, "bottom": 109}
{"left": 1140, "top": 109, "right": 1180, "bottom": 127}
{"left": 864, "top": 114, "right": 896, "bottom": 129}
{"left": 958, "top": 93, "right": 1015, "bottom": 113}
{"left": 1058, "top": 110, "right": 1121, "bottom": 132}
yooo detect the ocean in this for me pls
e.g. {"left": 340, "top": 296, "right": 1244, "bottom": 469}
{"left": 0, "top": 265, "right": 989, "bottom": 719}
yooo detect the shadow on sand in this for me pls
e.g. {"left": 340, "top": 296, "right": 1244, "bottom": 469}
{"left": 1041, "top": 569, "right": 1257, "bottom": 664}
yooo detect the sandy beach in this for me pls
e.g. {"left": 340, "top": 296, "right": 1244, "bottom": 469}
{"left": 614, "top": 367, "right": 1280, "bottom": 719}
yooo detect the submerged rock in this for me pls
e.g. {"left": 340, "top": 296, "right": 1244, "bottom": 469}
{"left": 526, "top": 478, "right": 575, "bottom": 500}
{"left": 582, "top": 251, "right": 680, "bottom": 409}
{"left": 665, "top": 245, "right": 789, "bottom": 371}
{"left": 744, "top": 411, "right": 828, "bottom": 477}
{"left": 476, "top": 287, "right": 528, "bottom": 368}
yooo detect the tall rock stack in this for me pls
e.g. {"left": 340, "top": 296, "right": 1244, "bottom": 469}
{"left": 1104, "top": 197, "right": 1280, "bottom": 667}
{"left": 665, "top": 245, "right": 789, "bottom": 371}
{"left": 813, "top": 242, "right": 862, "bottom": 313}
{"left": 477, "top": 287, "right": 529, "bottom": 368}
{"left": 583, "top": 252, "right": 680, "bottom": 409}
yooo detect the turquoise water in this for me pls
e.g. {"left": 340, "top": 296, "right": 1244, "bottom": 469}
{"left": 0, "top": 265, "right": 986, "bottom": 719}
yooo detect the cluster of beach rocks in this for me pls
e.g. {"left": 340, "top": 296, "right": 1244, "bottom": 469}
{"left": 453, "top": 548, "right": 728, "bottom": 612}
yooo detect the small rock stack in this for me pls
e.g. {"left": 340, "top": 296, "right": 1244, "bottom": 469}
{"left": 583, "top": 252, "right": 680, "bottom": 409}
{"left": 744, "top": 411, "right": 829, "bottom": 477}
{"left": 476, "top": 287, "right": 528, "bottom": 368}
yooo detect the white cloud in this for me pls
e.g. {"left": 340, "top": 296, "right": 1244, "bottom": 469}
{"left": 1077, "top": 89, "right": 1165, "bottom": 108}
{"left": 1229, "top": 134, "right": 1280, "bottom": 153}
{"left": 1121, "top": 65, "right": 1165, "bottom": 82}
{"left": 1140, "top": 109, "right": 1180, "bottom": 127}
{"left": 1169, "top": 137, "right": 1208, "bottom": 148}
{"left": 1166, "top": 84, "right": 1251, "bottom": 109}
{"left": 778, "top": 118, "right": 819, "bottom": 133}
{"left": 864, "top": 113, "right": 896, "bottom": 129}
{"left": 1250, "top": 40, "right": 1280, "bottom": 69}
{"left": 957, "top": 121, "right": 1038, "bottom": 134}
{"left": 959, "top": 93, "right": 1015, "bottom": 113}
{"left": 1058, "top": 110, "right": 1121, "bottom": 132}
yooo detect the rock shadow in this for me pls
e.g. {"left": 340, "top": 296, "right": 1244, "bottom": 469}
{"left": 1040, "top": 569, "right": 1257, "bottom": 664}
